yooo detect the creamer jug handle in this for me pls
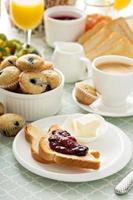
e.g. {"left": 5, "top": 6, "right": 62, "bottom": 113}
{"left": 80, "top": 57, "right": 92, "bottom": 79}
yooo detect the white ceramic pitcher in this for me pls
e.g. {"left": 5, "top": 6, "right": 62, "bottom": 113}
{"left": 52, "top": 42, "right": 91, "bottom": 83}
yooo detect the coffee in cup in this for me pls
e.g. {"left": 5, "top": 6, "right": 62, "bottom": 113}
{"left": 92, "top": 55, "right": 133, "bottom": 107}
{"left": 96, "top": 62, "right": 133, "bottom": 74}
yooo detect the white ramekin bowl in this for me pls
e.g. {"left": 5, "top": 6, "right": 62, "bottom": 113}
{"left": 0, "top": 69, "right": 64, "bottom": 122}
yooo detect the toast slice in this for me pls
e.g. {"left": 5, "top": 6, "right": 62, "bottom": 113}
{"left": 24, "top": 124, "right": 52, "bottom": 163}
{"left": 86, "top": 32, "right": 122, "bottom": 60}
{"left": 78, "top": 21, "right": 109, "bottom": 45}
{"left": 116, "top": 17, "right": 133, "bottom": 44}
{"left": 83, "top": 26, "right": 111, "bottom": 53}
{"left": 78, "top": 16, "right": 133, "bottom": 60}
{"left": 83, "top": 17, "right": 129, "bottom": 53}
{"left": 99, "top": 17, "right": 133, "bottom": 41}
{"left": 39, "top": 124, "right": 100, "bottom": 170}
{"left": 103, "top": 37, "right": 133, "bottom": 58}
{"left": 87, "top": 35, "right": 133, "bottom": 60}
{"left": 106, "top": 18, "right": 125, "bottom": 35}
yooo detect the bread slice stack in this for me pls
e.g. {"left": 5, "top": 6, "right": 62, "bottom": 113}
{"left": 78, "top": 17, "right": 133, "bottom": 60}
{"left": 24, "top": 124, "right": 101, "bottom": 170}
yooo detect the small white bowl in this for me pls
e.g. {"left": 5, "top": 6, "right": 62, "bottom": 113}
{"left": 0, "top": 69, "right": 64, "bottom": 121}
{"left": 62, "top": 113, "right": 108, "bottom": 144}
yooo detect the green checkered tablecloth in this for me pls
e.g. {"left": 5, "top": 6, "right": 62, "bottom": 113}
{"left": 0, "top": 83, "right": 133, "bottom": 200}
{"left": 0, "top": 17, "right": 133, "bottom": 200}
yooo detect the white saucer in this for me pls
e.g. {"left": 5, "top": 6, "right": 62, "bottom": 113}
{"left": 72, "top": 80, "right": 133, "bottom": 117}
{"left": 13, "top": 114, "right": 132, "bottom": 182}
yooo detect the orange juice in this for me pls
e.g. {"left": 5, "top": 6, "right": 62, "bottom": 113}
{"left": 10, "top": 0, "right": 44, "bottom": 30}
{"left": 114, "top": 0, "right": 131, "bottom": 10}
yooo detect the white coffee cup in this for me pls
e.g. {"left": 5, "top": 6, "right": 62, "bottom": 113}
{"left": 52, "top": 42, "right": 91, "bottom": 83}
{"left": 44, "top": 6, "right": 86, "bottom": 47}
{"left": 92, "top": 55, "right": 133, "bottom": 107}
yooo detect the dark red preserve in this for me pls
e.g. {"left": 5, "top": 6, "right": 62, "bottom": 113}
{"left": 48, "top": 129, "right": 88, "bottom": 156}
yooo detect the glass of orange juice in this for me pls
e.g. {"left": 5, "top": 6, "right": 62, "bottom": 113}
{"left": 114, "top": 0, "right": 131, "bottom": 10}
{"left": 10, "top": 0, "right": 44, "bottom": 47}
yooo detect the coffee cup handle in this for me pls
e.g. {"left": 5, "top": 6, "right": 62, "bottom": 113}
{"left": 80, "top": 57, "right": 92, "bottom": 79}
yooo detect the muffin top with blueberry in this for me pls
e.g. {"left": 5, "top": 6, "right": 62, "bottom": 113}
{"left": 0, "top": 66, "right": 21, "bottom": 89}
{"left": 0, "top": 113, "right": 25, "bottom": 137}
{"left": 16, "top": 54, "right": 44, "bottom": 71}
{"left": 0, "top": 54, "right": 61, "bottom": 94}
{"left": 0, "top": 55, "right": 17, "bottom": 70}
{"left": 19, "top": 71, "right": 48, "bottom": 94}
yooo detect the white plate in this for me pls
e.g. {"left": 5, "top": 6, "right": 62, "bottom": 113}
{"left": 72, "top": 82, "right": 133, "bottom": 117}
{"left": 13, "top": 114, "right": 132, "bottom": 182}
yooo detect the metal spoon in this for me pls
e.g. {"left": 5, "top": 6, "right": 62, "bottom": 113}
{"left": 115, "top": 171, "right": 133, "bottom": 195}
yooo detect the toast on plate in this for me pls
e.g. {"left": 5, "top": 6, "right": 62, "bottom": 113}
{"left": 39, "top": 124, "right": 100, "bottom": 170}
{"left": 24, "top": 124, "right": 52, "bottom": 163}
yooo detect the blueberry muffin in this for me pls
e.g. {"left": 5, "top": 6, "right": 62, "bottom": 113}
{"left": 0, "top": 66, "right": 21, "bottom": 90}
{"left": 14, "top": 85, "right": 24, "bottom": 94}
{"left": 0, "top": 55, "right": 17, "bottom": 70}
{"left": 0, "top": 113, "right": 25, "bottom": 137}
{"left": 19, "top": 71, "right": 48, "bottom": 94}
{"left": 16, "top": 54, "right": 44, "bottom": 71}
{"left": 42, "top": 70, "right": 60, "bottom": 89}
{"left": 75, "top": 82, "right": 98, "bottom": 105}
{"left": 0, "top": 102, "right": 5, "bottom": 115}
{"left": 40, "top": 61, "right": 54, "bottom": 71}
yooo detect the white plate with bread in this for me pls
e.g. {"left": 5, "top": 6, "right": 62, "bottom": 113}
{"left": 13, "top": 114, "right": 132, "bottom": 182}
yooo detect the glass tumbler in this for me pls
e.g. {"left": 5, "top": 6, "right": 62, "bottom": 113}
{"left": 84, "top": 0, "right": 115, "bottom": 17}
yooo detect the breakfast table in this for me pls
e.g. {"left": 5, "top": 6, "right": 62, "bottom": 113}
{"left": 0, "top": 3, "right": 133, "bottom": 200}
